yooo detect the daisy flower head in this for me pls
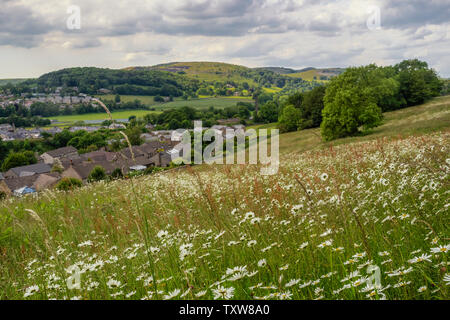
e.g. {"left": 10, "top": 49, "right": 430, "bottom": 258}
{"left": 212, "top": 286, "right": 235, "bottom": 300}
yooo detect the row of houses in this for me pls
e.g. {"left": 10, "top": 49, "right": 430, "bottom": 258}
{"left": 0, "top": 141, "right": 177, "bottom": 196}
{"left": 0, "top": 123, "right": 129, "bottom": 141}
{"left": 0, "top": 93, "right": 95, "bottom": 109}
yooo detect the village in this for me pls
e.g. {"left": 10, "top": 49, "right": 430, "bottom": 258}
{"left": 0, "top": 122, "right": 246, "bottom": 197}
{"left": 0, "top": 89, "right": 95, "bottom": 109}
{"left": 0, "top": 140, "right": 175, "bottom": 196}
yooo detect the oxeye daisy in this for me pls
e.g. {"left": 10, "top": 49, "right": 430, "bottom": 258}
{"left": 212, "top": 286, "right": 235, "bottom": 300}
{"left": 431, "top": 244, "right": 449, "bottom": 254}
{"left": 24, "top": 285, "right": 39, "bottom": 298}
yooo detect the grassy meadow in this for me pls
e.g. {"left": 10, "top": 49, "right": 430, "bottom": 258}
{"left": 0, "top": 97, "right": 449, "bottom": 300}
{"left": 46, "top": 109, "right": 161, "bottom": 123}
{"left": 46, "top": 97, "right": 254, "bottom": 124}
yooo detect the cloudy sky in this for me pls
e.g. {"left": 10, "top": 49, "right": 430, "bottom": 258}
{"left": 0, "top": 0, "right": 449, "bottom": 78}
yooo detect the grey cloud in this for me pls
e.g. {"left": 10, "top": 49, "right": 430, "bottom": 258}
{"left": 381, "top": 0, "right": 450, "bottom": 30}
{"left": 0, "top": 2, "right": 53, "bottom": 47}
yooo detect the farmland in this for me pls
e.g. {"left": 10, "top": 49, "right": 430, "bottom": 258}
{"left": 45, "top": 97, "right": 255, "bottom": 124}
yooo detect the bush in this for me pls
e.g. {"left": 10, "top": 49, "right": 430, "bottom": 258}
{"left": 111, "top": 168, "right": 123, "bottom": 179}
{"left": 57, "top": 178, "right": 83, "bottom": 191}
{"left": 1, "top": 151, "right": 37, "bottom": 172}
{"left": 88, "top": 166, "right": 107, "bottom": 182}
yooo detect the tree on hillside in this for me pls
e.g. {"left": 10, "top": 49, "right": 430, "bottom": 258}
{"left": 321, "top": 65, "right": 384, "bottom": 141}
{"left": 258, "top": 101, "right": 279, "bottom": 123}
{"left": 395, "top": 59, "right": 443, "bottom": 106}
{"left": 1, "top": 151, "right": 37, "bottom": 172}
{"left": 298, "top": 85, "right": 326, "bottom": 129}
{"left": 278, "top": 105, "right": 302, "bottom": 133}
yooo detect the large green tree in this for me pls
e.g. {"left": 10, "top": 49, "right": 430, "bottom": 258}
{"left": 395, "top": 59, "right": 443, "bottom": 106}
{"left": 321, "top": 65, "right": 384, "bottom": 141}
{"left": 278, "top": 105, "right": 302, "bottom": 133}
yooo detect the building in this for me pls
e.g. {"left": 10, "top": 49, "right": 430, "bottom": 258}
{"left": 0, "top": 174, "right": 40, "bottom": 195}
{"left": 4, "top": 163, "right": 52, "bottom": 179}
{"left": 40, "top": 146, "right": 79, "bottom": 165}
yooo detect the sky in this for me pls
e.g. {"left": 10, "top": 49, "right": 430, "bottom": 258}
{"left": 0, "top": 0, "right": 449, "bottom": 78}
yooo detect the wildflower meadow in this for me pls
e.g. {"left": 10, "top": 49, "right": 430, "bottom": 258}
{"left": 0, "top": 131, "right": 448, "bottom": 300}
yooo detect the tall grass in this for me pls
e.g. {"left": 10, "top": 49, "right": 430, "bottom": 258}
{"left": 0, "top": 130, "right": 448, "bottom": 300}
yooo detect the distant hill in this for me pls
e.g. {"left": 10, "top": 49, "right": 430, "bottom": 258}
{"left": 2, "top": 62, "right": 341, "bottom": 98}
{"left": 0, "top": 78, "right": 30, "bottom": 85}
{"left": 287, "top": 67, "right": 346, "bottom": 81}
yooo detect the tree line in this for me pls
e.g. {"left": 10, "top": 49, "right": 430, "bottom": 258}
{"left": 276, "top": 59, "right": 444, "bottom": 140}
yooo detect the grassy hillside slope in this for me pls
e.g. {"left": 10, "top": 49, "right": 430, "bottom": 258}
{"left": 0, "top": 97, "right": 449, "bottom": 300}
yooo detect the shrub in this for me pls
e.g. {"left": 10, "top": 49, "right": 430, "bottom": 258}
{"left": 111, "top": 168, "right": 123, "bottom": 179}
{"left": 88, "top": 166, "right": 107, "bottom": 182}
{"left": 56, "top": 178, "right": 83, "bottom": 191}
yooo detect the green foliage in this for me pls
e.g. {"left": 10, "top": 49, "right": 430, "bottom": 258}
{"left": 278, "top": 105, "right": 302, "bottom": 133}
{"left": 56, "top": 177, "right": 83, "bottom": 191}
{"left": 395, "top": 59, "right": 443, "bottom": 106}
{"left": 258, "top": 101, "right": 279, "bottom": 123}
{"left": 88, "top": 166, "right": 107, "bottom": 182}
{"left": 111, "top": 168, "right": 123, "bottom": 179}
{"left": 1, "top": 151, "right": 37, "bottom": 172}
{"left": 321, "top": 65, "right": 383, "bottom": 141}
{"left": 297, "top": 85, "right": 326, "bottom": 129}
{"left": 51, "top": 159, "right": 64, "bottom": 174}
{"left": 124, "top": 126, "right": 144, "bottom": 146}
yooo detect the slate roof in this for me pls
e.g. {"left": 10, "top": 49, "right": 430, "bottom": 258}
{"left": 43, "top": 146, "right": 78, "bottom": 158}
{"left": 3, "top": 175, "right": 40, "bottom": 191}
{"left": 10, "top": 163, "right": 51, "bottom": 177}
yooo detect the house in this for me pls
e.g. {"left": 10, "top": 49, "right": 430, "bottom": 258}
{"left": 98, "top": 88, "right": 112, "bottom": 94}
{"left": 40, "top": 146, "right": 78, "bottom": 165}
{"left": 4, "top": 163, "right": 52, "bottom": 179}
{"left": 0, "top": 174, "right": 40, "bottom": 195}
{"left": 62, "top": 161, "right": 117, "bottom": 181}
{"left": 62, "top": 163, "right": 97, "bottom": 181}
{"left": 81, "top": 150, "right": 118, "bottom": 163}
{"left": 32, "top": 173, "right": 61, "bottom": 191}
{"left": 120, "top": 146, "right": 146, "bottom": 160}
{"left": 140, "top": 133, "right": 158, "bottom": 143}
{"left": 109, "top": 123, "right": 126, "bottom": 130}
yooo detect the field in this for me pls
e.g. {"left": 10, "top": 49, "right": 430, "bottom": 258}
{"left": 46, "top": 110, "right": 160, "bottom": 124}
{"left": 94, "top": 95, "right": 159, "bottom": 106}
{"left": 151, "top": 62, "right": 258, "bottom": 85}
{"left": 0, "top": 97, "right": 449, "bottom": 300}
{"left": 45, "top": 97, "right": 254, "bottom": 124}
{"left": 287, "top": 70, "right": 327, "bottom": 82}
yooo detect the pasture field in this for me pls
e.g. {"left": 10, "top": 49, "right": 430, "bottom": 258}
{"left": 158, "top": 97, "right": 253, "bottom": 110}
{"left": 45, "top": 97, "right": 254, "bottom": 124}
{"left": 94, "top": 95, "right": 159, "bottom": 106}
{"left": 46, "top": 110, "right": 160, "bottom": 123}
{"left": 0, "top": 96, "right": 449, "bottom": 300}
